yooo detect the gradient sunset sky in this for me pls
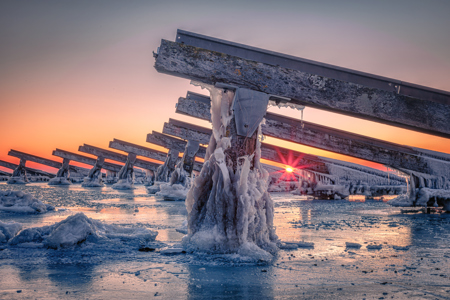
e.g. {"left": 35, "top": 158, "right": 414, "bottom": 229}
{"left": 1, "top": 0, "right": 449, "bottom": 173}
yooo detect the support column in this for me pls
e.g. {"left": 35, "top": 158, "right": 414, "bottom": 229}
{"left": 8, "top": 159, "right": 28, "bottom": 184}
{"left": 183, "top": 85, "right": 278, "bottom": 260}
{"left": 170, "top": 140, "right": 200, "bottom": 187}
{"left": 112, "top": 153, "right": 137, "bottom": 190}
{"left": 155, "top": 149, "right": 179, "bottom": 182}
{"left": 105, "top": 170, "right": 117, "bottom": 184}
{"left": 82, "top": 157, "right": 105, "bottom": 187}
{"left": 48, "top": 158, "right": 71, "bottom": 185}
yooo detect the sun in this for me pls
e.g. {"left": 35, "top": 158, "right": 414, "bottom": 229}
{"left": 285, "top": 167, "right": 294, "bottom": 173}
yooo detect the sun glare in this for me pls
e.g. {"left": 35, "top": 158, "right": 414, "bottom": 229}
{"left": 285, "top": 167, "right": 294, "bottom": 173}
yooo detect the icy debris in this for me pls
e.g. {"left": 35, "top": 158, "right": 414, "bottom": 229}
{"left": 9, "top": 213, "right": 158, "bottom": 249}
{"left": 416, "top": 188, "right": 450, "bottom": 208}
{"left": 7, "top": 177, "right": 27, "bottom": 184}
{"left": 156, "top": 183, "right": 189, "bottom": 201}
{"left": 112, "top": 179, "right": 135, "bottom": 190}
{"left": 0, "top": 190, "right": 54, "bottom": 213}
{"left": 147, "top": 182, "right": 162, "bottom": 194}
{"left": 279, "top": 242, "right": 299, "bottom": 250}
{"left": 387, "top": 194, "right": 413, "bottom": 207}
{"left": 298, "top": 241, "right": 315, "bottom": 248}
{"left": 366, "top": 244, "right": 382, "bottom": 250}
{"left": 160, "top": 244, "right": 186, "bottom": 255}
{"left": 0, "top": 221, "right": 22, "bottom": 243}
{"left": 176, "top": 220, "right": 188, "bottom": 235}
{"left": 48, "top": 177, "right": 71, "bottom": 185}
{"left": 345, "top": 242, "right": 362, "bottom": 249}
{"left": 393, "top": 245, "right": 409, "bottom": 251}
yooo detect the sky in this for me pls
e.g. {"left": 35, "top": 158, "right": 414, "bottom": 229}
{"left": 1, "top": 0, "right": 449, "bottom": 174}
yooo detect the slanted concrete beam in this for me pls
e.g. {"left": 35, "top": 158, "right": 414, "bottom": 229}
{"left": 53, "top": 149, "right": 122, "bottom": 173}
{"left": 78, "top": 144, "right": 160, "bottom": 171}
{"left": 109, "top": 139, "right": 167, "bottom": 162}
{"left": 147, "top": 132, "right": 207, "bottom": 158}
{"left": 175, "top": 93, "right": 450, "bottom": 178}
{"left": 154, "top": 37, "right": 450, "bottom": 138}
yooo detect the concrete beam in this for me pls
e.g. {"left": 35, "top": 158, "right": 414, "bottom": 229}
{"left": 154, "top": 37, "right": 450, "bottom": 138}
{"left": 78, "top": 144, "right": 160, "bottom": 171}
{"left": 146, "top": 132, "right": 207, "bottom": 158}
{"left": 0, "top": 159, "right": 55, "bottom": 177}
{"left": 53, "top": 149, "right": 123, "bottom": 173}
{"left": 175, "top": 93, "right": 450, "bottom": 178}
{"left": 8, "top": 149, "right": 88, "bottom": 175}
{"left": 109, "top": 139, "right": 167, "bottom": 162}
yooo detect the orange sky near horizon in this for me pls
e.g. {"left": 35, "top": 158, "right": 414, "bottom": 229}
{"left": 1, "top": 1, "right": 449, "bottom": 175}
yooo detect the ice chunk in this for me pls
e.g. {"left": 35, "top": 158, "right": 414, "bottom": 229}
{"left": 366, "top": 244, "right": 382, "bottom": 250}
{"left": 0, "top": 221, "right": 22, "bottom": 243}
{"left": 156, "top": 183, "right": 189, "bottom": 201}
{"left": 298, "top": 241, "right": 315, "bottom": 248}
{"left": 0, "top": 190, "right": 54, "bottom": 213}
{"left": 9, "top": 213, "right": 158, "bottom": 249}
{"left": 48, "top": 177, "right": 71, "bottom": 185}
{"left": 112, "top": 179, "right": 135, "bottom": 190}
{"left": 387, "top": 194, "right": 413, "bottom": 207}
{"left": 160, "top": 244, "right": 185, "bottom": 255}
{"left": 176, "top": 220, "right": 188, "bottom": 235}
{"left": 345, "top": 242, "right": 362, "bottom": 248}
{"left": 393, "top": 245, "right": 409, "bottom": 251}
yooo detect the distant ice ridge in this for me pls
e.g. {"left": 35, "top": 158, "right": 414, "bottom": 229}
{"left": 6, "top": 213, "right": 158, "bottom": 249}
{"left": 183, "top": 83, "right": 278, "bottom": 261}
{"left": 0, "top": 190, "right": 54, "bottom": 213}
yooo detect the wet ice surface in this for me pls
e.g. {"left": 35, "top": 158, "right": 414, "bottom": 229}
{"left": 1, "top": 183, "right": 450, "bottom": 299}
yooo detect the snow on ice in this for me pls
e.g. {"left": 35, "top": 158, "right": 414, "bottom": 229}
{"left": 0, "top": 190, "right": 54, "bottom": 213}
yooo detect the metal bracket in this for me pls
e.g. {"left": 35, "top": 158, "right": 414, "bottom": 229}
{"left": 232, "top": 88, "right": 270, "bottom": 137}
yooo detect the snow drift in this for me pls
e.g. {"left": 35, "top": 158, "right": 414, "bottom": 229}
{"left": 0, "top": 190, "right": 54, "bottom": 213}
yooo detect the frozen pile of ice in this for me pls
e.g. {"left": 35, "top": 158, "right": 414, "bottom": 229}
{"left": 48, "top": 177, "right": 71, "bottom": 185}
{"left": 156, "top": 183, "right": 189, "bottom": 201}
{"left": 0, "top": 221, "right": 22, "bottom": 243}
{"left": 6, "top": 213, "right": 158, "bottom": 249}
{"left": 112, "top": 179, "right": 134, "bottom": 190}
{"left": 0, "top": 190, "right": 54, "bottom": 213}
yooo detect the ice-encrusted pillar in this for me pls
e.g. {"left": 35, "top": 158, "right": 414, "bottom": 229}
{"left": 82, "top": 157, "right": 105, "bottom": 187}
{"left": 8, "top": 159, "right": 28, "bottom": 184}
{"left": 105, "top": 170, "right": 117, "bottom": 184}
{"left": 170, "top": 140, "right": 200, "bottom": 187}
{"left": 183, "top": 85, "right": 280, "bottom": 260}
{"left": 48, "top": 158, "right": 71, "bottom": 185}
{"left": 155, "top": 149, "right": 179, "bottom": 182}
{"left": 112, "top": 153, "right": 137, "bottom": 190}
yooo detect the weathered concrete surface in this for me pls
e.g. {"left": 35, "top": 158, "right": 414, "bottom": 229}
{"left": 146, "top": 132, "right": 207, "bottom": 158}
{"left": 163, "top": 120, "right": 406, "bottom": 184}
{"left": 78, "top": 144, "right": 160, "bottom": 171}
{"left": 0, "top": 159, "right": 55, "bottom": 178}
{"left": 53, "top": 149, "right": 122, "bottom": 173}
{"left": 154, "top": 39, "right": 450, "bottom": 138}
{"left": 175, "top": 94, "right": 450, "bottom": 178}
{"left": 109, "top": 139, "right": 167, "bottom": 162}
{"left": 8, "top": 150, "right": 87, "bottom": 175}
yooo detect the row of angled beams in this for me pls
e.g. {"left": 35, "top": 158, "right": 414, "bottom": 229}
{"left": 53, "top": 149, "right": 123, "bottom": 173}
{"left": 8, "top": 149, "right": 88, "bottom": 175}
{"left": 175, "top": 92, "right": 450, "bottom": 178}
{"left": 154, "top": 30, "right": 450, "bottom": 138}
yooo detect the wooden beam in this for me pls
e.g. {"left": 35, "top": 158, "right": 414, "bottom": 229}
{"left": 154, "top": 38, "right": 450, "bottom": 138}
{"left": 109, "top": 139, "right": 167, "bottom": 162}
{"left": 53, "top": 149, "right": 123, "bottom": 173}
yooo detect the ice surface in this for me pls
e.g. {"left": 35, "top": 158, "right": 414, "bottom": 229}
{"left": 9, "top": 212, "right": 158, "bottom": 249}
{"left": 0, "top": 220, "right": 22, "bottom": 243}
{"left": 0, "top": 190, "right": 54, "bottom": 213}
{"left": 183, "top": 84, "right": 278, "bottom": 261}
{"left": 7, "top": 176, "right": 27, "bottom": 184}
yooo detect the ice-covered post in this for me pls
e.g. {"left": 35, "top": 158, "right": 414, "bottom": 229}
{"left": 82, "top": 157, "right": 105, "bottom": 187}
{"left": 155, "top": 149, "right": 179, "bottom": 182}
{"left": 183, "top": 85, "right": 280, "bottom": 260}
{"left": 8, "top": 159, "right": 28, "bottom": 184}
{"left": 170, "top": 140, "right": 200, "bottom": 187}
{"left": 48, "top": 158, "right": 71, "bottom": 185}
{"left": 112, "top": 153, "right": 137, "bottom": 190}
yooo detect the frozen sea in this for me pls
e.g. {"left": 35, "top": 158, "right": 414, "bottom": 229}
{"left": 1, "top": 182, "right": 450, "bottom": 299}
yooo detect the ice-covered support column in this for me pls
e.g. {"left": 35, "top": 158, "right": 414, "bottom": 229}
{"left": 8, "top": 159, "right": 28, "bottom": 184}
{"left": 105, "top": 170, "right": 117, "bottom": 184}
{"left": 170, "top": 140, "right": 200, "bottom": 186}
{"left": 144, "top": 170, "right": 155, "bottom": 186}
{"left": 48, "top": 158, "right": 71, "bottom": 185}
{"left": 82, "top": 157, "right": 105, "bottom": 187}
{"left": 183, "top": 84, "right": 280, "bottom": 261}
{"left": 112, "top": 153, "right": 137, "bottom": 190}
{"left": 147, "top": 149, "right": 179, "bottom": 194}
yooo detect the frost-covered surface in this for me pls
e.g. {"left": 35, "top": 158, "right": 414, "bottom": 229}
{"left": 81, "top": 176, "right": 104, "bottom": 187}
{"left": 183, "top": 84, "right": 278, "bottom": 261}
{"left": 0, "top": 190, "right": 54, "bottom": 213}
{"left": 1, "top": 184, "right": 450, "bottom": 298}
{"left": 7, "top": 176, "right": 28, "bottom": 184}
{"left": 7, "top": 212, "right": 157, "bottom": 249}
{"left": 387, "top": 194, "right": 413, "bottom": 207}
{"left": 146, "top": 181, "right": 162, "bottom": 194}
{"left": 156, "top": 183, "right": 189, "bottom": 201}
